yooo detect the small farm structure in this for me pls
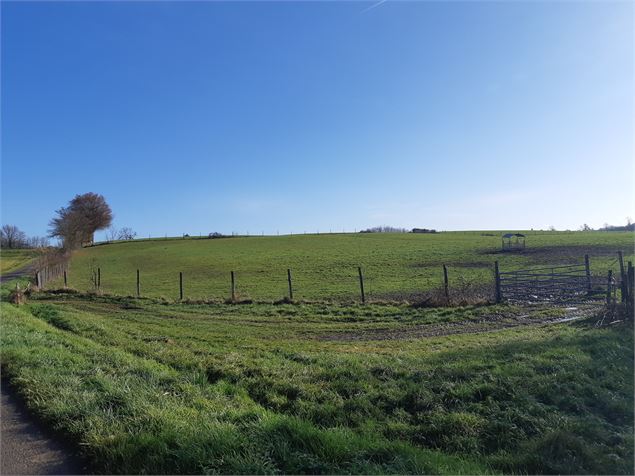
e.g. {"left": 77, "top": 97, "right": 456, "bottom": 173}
{"left": 502, "top": 233, "right": 525, "bottom": 251}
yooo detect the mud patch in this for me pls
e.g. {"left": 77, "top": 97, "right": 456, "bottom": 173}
{"left": 482, "top": 245, "right": 625, "bottom": 264}
{"left": 315, "top": 306, "right": 598, "bottom": 342}
{"left": 409, "top": 261, "right": 491, "bottom": 269}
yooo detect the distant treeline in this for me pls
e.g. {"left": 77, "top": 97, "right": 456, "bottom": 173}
{"left": 599, "top": 223, "right": 635, "bottom": 232}
{"left": 359, "top": 226, "right": 437, "bottom": 234}
{"left": 578, "top": 221, "right": 635, "bottom": 232}
{"left": 0, "top": 224, "right": 50, "bottom": 249}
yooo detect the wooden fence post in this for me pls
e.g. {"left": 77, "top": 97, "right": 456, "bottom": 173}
{"left": 618, "top": 251, "right": 626, "bottom": 302}
{"left": 97, "top": 267, "right": 101, "bottom": 290}
{"left": 358, "top": 267, "right": 366, "bottom": 304}
{"left": 231, "top": 271, "right": 236, "bottom": 302}
{"left": 136, "top": 269, "right": 140, "bottom": 297}
{"left": 287, "top": 269, "right": 293, "bottom": 301}
{"left": 627, "top": 262, "right": 634, "bottom": 315}
{"left": 35, "top": 271, "right": 40, "bottom": 288}
{"left": 606, "top": 270, "right": 613, "bottom": 305}
{"left": 179, "top": 272, "right": 183, "bottom": 300}
{"left": 443, "top": 264, "right": 449, "bottom": 303}
{"left": 618, "top": 251, "right": 625, "bottom": 279}
{"left": 584, "top": 254, "right": 592, "bottom": 294}
{"left": 63, "top": 269, "right": 67, "bottom": 288}
{"left": 494, "top": 261, "right": 501, "bottom": 303}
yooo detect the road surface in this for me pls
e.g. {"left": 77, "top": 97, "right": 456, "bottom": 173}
{"left": 1, "top": 382, "right": 83, "bottom": 475}
{"left": 0, "top": 263, "right": 36, "bottom": 284}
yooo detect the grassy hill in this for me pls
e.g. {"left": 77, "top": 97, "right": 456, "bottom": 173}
{"left": 58, "top": 231, "right": 633, "bottom": 302}
{"left": 0, "top": 248, "right": 39, "bottom": 275}
{"left": 2, "top": 230, "right": 633, "bottom": 474}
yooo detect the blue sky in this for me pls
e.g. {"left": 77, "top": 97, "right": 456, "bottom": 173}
{"left": 1, "top": 1, "right": 633, "bottom": 239}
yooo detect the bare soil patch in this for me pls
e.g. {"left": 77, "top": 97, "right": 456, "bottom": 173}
{"left": 316, "top": 306, "right": 597, "bottom": 342}
{"left": 483, "top": 245, "right": 625, "bottom": 264}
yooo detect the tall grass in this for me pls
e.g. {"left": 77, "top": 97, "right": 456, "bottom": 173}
{"left": 1, "top": 294, "right": 632, "bottom": 474}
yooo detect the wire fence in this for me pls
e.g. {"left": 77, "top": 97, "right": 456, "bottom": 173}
{"left": 33, "top": 252, "right": 632, "bottom": 306}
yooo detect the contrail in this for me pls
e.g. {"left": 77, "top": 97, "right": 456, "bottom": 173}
{"left": 361, "top": 0, "right": 388, "bottom": 13}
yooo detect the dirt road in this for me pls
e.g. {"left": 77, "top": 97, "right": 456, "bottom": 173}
{"left": 0, "top": 263, "right": 35, "bottom": 284}
{"left": 1, "top": 382, "right": 83, "bottom": 475}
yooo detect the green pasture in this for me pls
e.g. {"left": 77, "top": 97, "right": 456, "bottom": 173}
{"left": 57, "top": 231, "right": 633, "bottom": 301}
{"left": 1, "top": 295, "right": 632, "bottom": 474}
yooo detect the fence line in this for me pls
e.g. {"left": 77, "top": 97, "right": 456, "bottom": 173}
{"left": 495, "top": 258, "right": 622, "bottom": 304}
{"left": 35, "top": 261, "right": 69, "bottom": 289}
{"left": 30, "top": 252, "right": 633, "bottom": 307}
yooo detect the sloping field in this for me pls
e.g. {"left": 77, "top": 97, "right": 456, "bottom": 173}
{"left": 0, "top": 249, "right": 39, "bottom": 276}
{"left": 1, "top": 296, "right": 632, "bottom": 474}
{"left": 58, "top": 231, "right": 633, "bottom": 301}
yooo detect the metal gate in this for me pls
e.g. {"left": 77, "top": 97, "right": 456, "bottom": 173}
{"left": 496, "top": 263, "right": 610, "bottom": 303}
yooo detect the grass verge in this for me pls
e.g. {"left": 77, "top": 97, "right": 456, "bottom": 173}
{"left": 1, "top": 294, "right": 633, "bottom": 474}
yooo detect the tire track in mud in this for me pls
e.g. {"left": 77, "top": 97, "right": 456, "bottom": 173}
{"left": 316, "top": 305, "right": 599, "bottom": 342}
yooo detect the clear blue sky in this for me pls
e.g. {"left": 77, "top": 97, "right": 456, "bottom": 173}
{"left": 1, "top": 1, "right": 633, "bottom": 239}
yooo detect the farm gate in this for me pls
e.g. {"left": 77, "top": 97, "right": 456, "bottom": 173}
{"left": 495, "top": 262, "right": 612, "bottom": 304}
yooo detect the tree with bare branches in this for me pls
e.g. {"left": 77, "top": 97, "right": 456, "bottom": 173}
{"left": 117, "top": 227, "right": 137, "bottom": 240}
{"left": 49, "top": 193, "right": 113, "bottom": 249}
{"left": 105, "top": 226, "right": 137, "bottom": 242}
{"left": 0, "top": 224, "right": 27, "bottom": 248}
{"left": 106, "top": 226, "right": 119, "bottom": 242}
{"left": 69, "top": 193, "right": 113, "bottom": 244}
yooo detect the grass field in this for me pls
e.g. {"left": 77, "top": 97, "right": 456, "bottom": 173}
{"left": 2, "top": 231, "right": 633, "bottom": 474}
{"left": 1, "top": 294, "right": 632, "bottom": 474}
{"left": 57, "top": 231, "right": 633, "bottom": 302}
{"left": 0, "top": 248, "right": 39, "bottom": 275}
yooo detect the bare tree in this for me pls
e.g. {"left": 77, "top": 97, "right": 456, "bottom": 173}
{"left": 106, "top": 226, "right": 119, "bottom": 242}
{"left": 117, "top": 227, "right": 137, "bottom": 241}
{"left": 27, "top": 236, "right": 50, "bottom": 248}
{"left": 68, "top": 193, "right": 113, "bottom": 244}
{"left": 49, "top": 207, "right": 86, "bottom": 249}
{"left": 49, "top": 193, "right": 113, "bottom": 249}
{"left": 0, "top": 225, "right": 27, "bottom": 249}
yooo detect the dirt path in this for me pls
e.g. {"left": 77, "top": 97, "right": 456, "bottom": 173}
{"left": 1, "top": 382, "right": 83, "bottom": 475}
{"left": 0, "top": 263, "right": 36, "bottom": 284}
{"left": 317, "top": 305, "right": 598, "bottom": 342}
